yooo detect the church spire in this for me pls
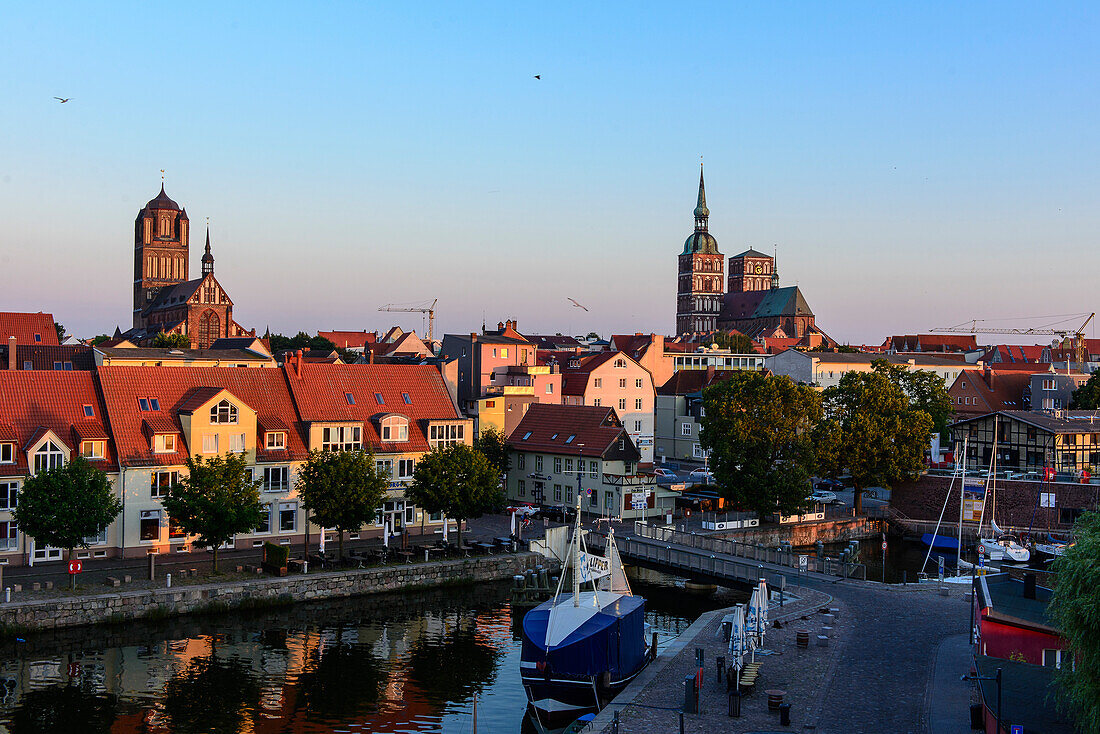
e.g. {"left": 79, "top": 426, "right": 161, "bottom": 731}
{"left": 771, "top": 245, "right": 780, "bottom": 290}
{"left": 202, "top": 225, "right": 214, "bottom": 276}
{"left": 693, "top": 163, "right": 709, "bottom": 232}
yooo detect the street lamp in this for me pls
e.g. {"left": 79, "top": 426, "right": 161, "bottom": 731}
{"left": 962, "top": 667, "right": 1002, "bottom": 733}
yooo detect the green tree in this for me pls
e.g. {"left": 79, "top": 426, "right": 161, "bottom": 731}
{"left": 700, "top": 371, "right": 822, "bottom": 517}
{"left": 1049, "top": 510, "right": 1100, "bottom": 731}
{"left": 268, "top": 331, "right": 337, "bottom": 354}
{"left": 151, "top": 331, "right": 191, "bottom": 348}
{"left": 871, "top": 359, "right": 953, "bottom": 439}
{"left": 406, "top": 444, "right": 503, "bottom": 547}
{"left": 1070, "top": 372, "right": 1100, "bottom": 409}
{"left": 54, "top": 321, "right": 66, "bottom": 343}
{"left": 711, "top": 331, "right": 757, "bottom": 354}
{"left": 473, "top": 426, "right": 511, "bottom": 478}
{"left": 160, "top": 454, "right": 262, "bottom": 572}
{"left": 816, "top": 370, "right": 933, "bottom": 514}
{"left": 13, "top": 456, "right": 122, "bottom": 589}
{"left": 295, "top": 449, "right": 388, "bottom": 560}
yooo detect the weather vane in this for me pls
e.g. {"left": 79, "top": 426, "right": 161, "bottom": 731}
{"left": 160, "top": 169, "right": 165, "bottom": 184}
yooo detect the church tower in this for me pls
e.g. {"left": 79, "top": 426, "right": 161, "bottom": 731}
{"left": 133, "top": 185, "right": 189, "bottom": 329}
{"left": 676, "top": 166, "right": 724, "bottom": 335}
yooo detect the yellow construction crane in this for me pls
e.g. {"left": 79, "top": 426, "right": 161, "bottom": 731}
{"left": 931, "top": 313, "right": 1095, "bottom": 366}
{"left": 378, "top": 299, "right": 438, "bottom": 341}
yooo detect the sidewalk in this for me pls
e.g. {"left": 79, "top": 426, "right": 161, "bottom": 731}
{"left": 928, "top": 634, "right": 976, "bottom": 734}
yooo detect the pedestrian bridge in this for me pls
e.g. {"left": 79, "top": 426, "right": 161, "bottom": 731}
{"left": 591, "top": 522, "right": 867, "bottom": 589}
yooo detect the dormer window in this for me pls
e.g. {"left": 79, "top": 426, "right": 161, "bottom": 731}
{"left": 0, "top": 444, "right": 13, "bottom": 464}
{"left": 33, "top": 441, "right": 64, "bottom": 474}
{"left": 154, "top": 434, "right": 176, "bottom": 453}
{"left": 266, "top": 431, "right": 287, "bottom": 450}
{"left": 210, "top": 400, "right": 238, "bottom": 424}
{"left": 322, "top": 425, "right": 362, "bottom": 452}
{"left": 80, "top": 440, "right": 105, "bottom": 459}
{"left": 380, "top": 415, "right": 409, "bottom": 442}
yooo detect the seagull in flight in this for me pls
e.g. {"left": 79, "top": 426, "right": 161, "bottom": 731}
{"left": 568, "top": 298, "right": 588, "bottom": 312}
{"left": 54, "top": 97, "right": 71, "bottom": 103}
{"left": 533, "top": 75, "right": 541, "bottom": 80}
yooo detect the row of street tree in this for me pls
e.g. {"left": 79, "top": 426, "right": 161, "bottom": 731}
{"left": 699, "top": 359, "right": 952, "bottom": 517}
{"left": 14, "top": 431, "right": 513, "bottom": 581}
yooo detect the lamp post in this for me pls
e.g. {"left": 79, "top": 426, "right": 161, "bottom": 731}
{"left": 963, "top": 668, "right": 1002, "bottom": 733}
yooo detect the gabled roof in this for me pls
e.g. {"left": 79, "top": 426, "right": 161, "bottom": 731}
{"left": 94, "top": 346, "right": 273, "bottom": 364}
{"left": 657, "top": 369, "right": 738, "bottom": 396}
{"left": 506, "top": 403, "right": 636, "bottom": 460}
{"left": 539, "top": 351, "right": 642, "bottom": 396}
{"left": 0, "top": 371, "right": 117, "bottom": 476}
{"left": 318, "top": 330, "right": 378, "bottom": 349}
{"left": 177, "top": 386, "right": 236, "bottom": 414}
{"left": 719, "top": 286, "right": 814, "bottom": 321}
{"left": 0, "top": 312, "right": 59, "bottom": 346}
{"left": 96, "top": 366, "right": 308, "bottom": 467}
{"left": 144, "top": 274, "right": 233, "bottom": 314}
{"left": 951, "top": 409, "right": 1100, "bottom": 434}
{"left": 951, "top": 369, "right": 1034, "bottom": 411}
{"left": 0, "top": 344, "right": 94, "bottom": 370}
{"left": 529, "top": 334, "right": 584, "bottom": 350}
{"left": 731, "top": 248, "right": 772, "bottom": 259}
{"left": 973, "top": 657, "right": 1073, "bottom": 734}
{"left": 886, "top": 334, "right": 978, "bottom": 353}
{"left": 283, "top": 363, "right": 461, "bottom": 453}
{"left": 976, "top": 573, "right": 1056, "bottom": 632}
{"left": 209, "top": 337, "right": 272, "bottom": 356}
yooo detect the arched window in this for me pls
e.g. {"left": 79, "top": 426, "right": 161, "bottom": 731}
{"left": 197, "top": 309, "right": 220, "bottom": 348}
{"left": 33, "top": 441, "right": 64, "bottom": 474}
{"left": 380, "top": 415, "right": 409, "bottom": 442}
{"left": 210, "top": 399, "right": 238, "bottom": 425}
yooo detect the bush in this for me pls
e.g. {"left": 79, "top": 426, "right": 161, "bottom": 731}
{"left": 262, "top": 542, "right": 289, "bottom": 574}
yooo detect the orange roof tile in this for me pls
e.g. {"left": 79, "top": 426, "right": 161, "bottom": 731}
{"left": 0, "top": 312, "right": 59, "bottom": 346}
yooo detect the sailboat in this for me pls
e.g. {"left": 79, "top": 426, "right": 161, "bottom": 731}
{"left": 976, "top": 422, "right": 1029, "bottom": 563}
{"left": 519, "top": 504, "right": 650, "bottom": 725}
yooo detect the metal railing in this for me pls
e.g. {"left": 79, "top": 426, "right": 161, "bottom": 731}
{"left": 628, "top": 522, "right": 866, "bottom": 580}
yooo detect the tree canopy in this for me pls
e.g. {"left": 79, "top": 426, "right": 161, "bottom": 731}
{"left": 816, "top": 370, "right": 933, "bottom": 514}
{"left": 871, "top": 359, "right": 953, "bottom": 439}
{"left": 700, "top": 371, "right": 821, "bottom": 517}
{"left": 54, "top": 321, "right": 66, "bottom": 344}
{"left": 406, "top": 444, "right": 503, "bottom": 547}
{"left": 160, "top": 453, "right": 263, "bottom": 571}
{"left": 710, "top": 331, "right": 757, "bottom": 354}
{"left": 1049, "top": 510, "right": 1100, "bottom": 732}
{"left": 473, "top": 426, "right": 511, "bottom": 479}
{"left": 296, "top": 449, "right": 388, "bottom": 559}
{"left": 13, "top": 456, "right": 122, "bottom": 586}
{"left": 1070, "top": 372, "right": 1100, "bottom": 409}
{"left": 151, "top": 331, "right": 191, "bottom": 348}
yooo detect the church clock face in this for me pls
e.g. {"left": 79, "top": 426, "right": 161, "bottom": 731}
{"left": 754, "top": 264, "right": 763, "bottom": 274}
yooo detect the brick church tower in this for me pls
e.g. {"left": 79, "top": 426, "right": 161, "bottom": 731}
{"left": 133, "top": 185, "right": 189, "bottom": 329}
{"left": 676, "top": 167, "right": 724, "bottom": 335}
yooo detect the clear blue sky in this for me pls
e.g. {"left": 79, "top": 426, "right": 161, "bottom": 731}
{"left": 2, "top": 2, "right": 1098, "bottom": 344}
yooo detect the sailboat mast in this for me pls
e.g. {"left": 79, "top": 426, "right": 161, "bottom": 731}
{"left": 573, "top": 496, "right": 582, "bottom": 607}
{"left": 957, "top": 436, "right": 967, "bottom": 568}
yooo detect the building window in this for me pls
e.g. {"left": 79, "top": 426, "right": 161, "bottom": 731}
{"left": 210, "top": 400, "right": 238, "bottom": 424}
{"left": 0, "top": 521, "right": 17, "bottom": 551}
{"left": 553, "top": 457, "right": 562, "bottom": 473}
{"left": 154, "top": 434, "right": 176, "bottom": 453}
{"left": 80, "top": 440, "right": 105, "bottom": 459}
{"left": 33, "top": 441, "right": 64, "bottom": 474}
{"left": 593, "top": 398, "right": 601, "bottom": 407}
{"left": 564, "top": 458, "right": 573, "bottom": 473}
{"left": 255, "top": 504, "right": 272, "bottom": 534}
{"left": 151, "top": 471, "right": 177, "bottom": 499}
{"left": 553, "top": 484, "right": 562, "bottom": 501}
{"left": 589, "top": 460, "right": 598, "bottom": 478}
{"left": 619, "top": 378, "right": 627, "bottom": 389}
{"left": 0, "top": 444, "right": 12, "bottom": 464}
{"left": 202, "top": 434, "right": 219, "bottom": 454}
{"left": 345, "top": 392, "right": 356, "bottom": 405}
{"left": 322, "top": 425, "right": 362, "bottom": 452}
{"left": 535, "top": 455, "right": 543, "bottom": 472}
{"left": 681, "top": 422, "right": 692, "bottom": 437}
{"left": 614, "top": 359, "right": 625, "bottom": 368}
{"left": 634, "top": 420, "right": 642, "bottom": 432}
{"left": 517, "top": 479, "right": 526, "bottom": 497}
{"left": 693, "top": 443, "right": 705, "bottom": 459}
{"left": 1043, "top": 649, "right": 1067, "bottom": 669}
{"left": 566, "top": 487, "right": 573, "bottom": 504}
{"left": 517, "top": 454, "right": 526, "bottom": 470}
{"left": 398, "top": 458, "right": 415, "bottom": 479}
{"left": 635, "top": 398, "right": 643, "bottom": 410}
{"left": 546, "top": 383, "right": 554, "bottom": 394}
{"left": 266, "top": 432, "right": 286, "bottom": 450}
{"left": 428, "top": 423, "right": 464, "bottom": 449}
{"left": 168, "top": 514, "right": 187, "bottom": 540}
{"left": 381, "top": 417, "right": 409, "bottom": 442}
{"left": 375, "top": 393, "right": 385, "bottom": 405}
{"left": 0, "top": 481, "right": 18, "bottom": 510}
{"left": 604, "top": 491, "right": 614, "bottom": 509}
{"left": 402, "top": 392, "right": 411, "bottom": 404}
{"left": 376, "top": 459, "right": 393, "bottom": 478}
{"left": 33, "top": 333, "right": 41, "bottom": 343}
{"left": 228, "top": 433, "right": 246, "bottom": 453}
{"left": 279, "top": 503, "right": 297, "bottom": 532}
{"left": 501, "top": 348, "right": 508, "bottom": 358}
{"left": 1043, "top": 379, "right": 1056, "bottom": 391}
{"left": 22, "top": 361, "right": 31, "bottom": 370}
{"left": 635, "top": 379, "right": 643, "bottom": 388}
{"left": 262, "top": 466, "right": 289, "bottom": 492}
{"left": 594, "top": 378, "right": 602, "bottom": 388}
{"left": 140, "top": 510, "right": 161, "bottom": 541}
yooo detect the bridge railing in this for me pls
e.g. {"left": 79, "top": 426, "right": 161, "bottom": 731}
{"left": 631, "top": 522, "right": 866, "bottom": 580}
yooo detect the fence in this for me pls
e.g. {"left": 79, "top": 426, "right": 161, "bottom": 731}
{"left": 629, "top": 522, "right": 867, "bottom": 580}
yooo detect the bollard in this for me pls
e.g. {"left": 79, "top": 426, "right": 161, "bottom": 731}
{"left": 680, "top": 712, "right": 685, "bottom": 734}
{"left": 796, "top": 629, "right": 810, "bottom": 648}
{"left": 302, "top": 561, "right": 308, "bottom": 574}
{"left": 652, "top": 631, "right": 659, "bottom": 661}
{"left": 149, "top": 552, "right": 156, "bottom": 580}
{"left": 696, "top": 647, "right": 704, "bottom": 668}
{"left": 612, "top": 709, "right": 620, "bottom": 734}
{"left": 780, "top": 702, "right": 791, "bottom": 726}
{"left": 683, "top": 674, "right": 697, "bottom": 714}
{"left": 424, "top": 548, "right": 429, "bottom": 563}
{"left": 166, "top": 573, "right": 172, "bottom": 588}
{"left": 816, "top": 634, "right": 829, "bottom": 647}
{"left": 4, "top": 588, "right": 8, "bottom": 603}
{"left": 717, "top": 655, "right": 725, "bottom": 683}
{"left": 729, "top": 690, "right": 741, "bottom": 717}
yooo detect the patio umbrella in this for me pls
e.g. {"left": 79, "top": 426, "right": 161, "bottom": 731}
{"left": 756, "top": 579, "right": 769, "bottom": 649}
{"left": 383, "top": 520, "right": 389, "bottom": 548}
{"left": 442, "top": 517, "right": 449, "bottom": 543}
{"left": 318, "top": 527, "right": 326, "bottom": 555}
{"left": 510, "top": 509, "right": 517, "bottom": 537}
{"left": 728, "top": 603, "right": 746, "bottom": 688}
{"left": 745, "top": 586, "right": 759, "bottom": 662}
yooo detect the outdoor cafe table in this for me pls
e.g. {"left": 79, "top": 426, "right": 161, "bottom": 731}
{"left": 396, "top": 550, "right": 415, "bottom": 564}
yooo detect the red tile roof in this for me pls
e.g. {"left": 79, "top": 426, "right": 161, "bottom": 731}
{"left": 538, "top": 351, "right": 633, "bottom": 396}
{"left": 96, "top": 366, "right": 309, "bottom": 467}
{"left": 0, "top": 345, "right": 94, "bottom": 370}
{"left": 0, "top": 371, "right": 117, "bottom": 476}
{"left": 283, "top": 363, "right": 461, "bottom": 453}
{"left": 319, "top": 330, "right": 378, "bottom": 349}
{"left": 506, "top": 403, "right": 635, "bottom": 458}
{"left": 950, "top": 369, "right": 1035, "bottom": 412}
{"left": 0, "top": 312, "right": 59, "bottom": 346}
{"left": 657, "top": 369, "right": 738, "bottom": 396}
{"left": 887, "top": 334, "right": 978, "bottom": 352}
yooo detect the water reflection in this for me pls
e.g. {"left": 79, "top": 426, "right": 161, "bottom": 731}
{"left": 0, "top": 573, "right": 736, "bottom": 733}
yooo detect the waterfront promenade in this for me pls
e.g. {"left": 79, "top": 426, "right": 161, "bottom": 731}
{"left": 594, "top": 579, "right": 973, "bottom": 734}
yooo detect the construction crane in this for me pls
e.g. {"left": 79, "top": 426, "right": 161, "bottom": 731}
{"left": 931, "top": 313, "right": 1095, "bottom": 366}
{"left": 378, "top": 299, "right": 438, "bottom": 341}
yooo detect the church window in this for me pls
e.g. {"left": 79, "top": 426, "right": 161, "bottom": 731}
{"left": 198, "top": 309, "right": 220, "bottom": 348}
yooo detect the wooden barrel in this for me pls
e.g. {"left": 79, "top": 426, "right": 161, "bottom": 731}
{"left": 767, "top": 689, "right": 786, "bottom": 710}
{"left": 796, "top": 629, "right": 810, "bottom": 648}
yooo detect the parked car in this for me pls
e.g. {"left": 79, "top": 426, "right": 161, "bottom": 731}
{"left": 534, "top": 505, "right": 570, "bottom": 522}
{"left": 814, "top": 478, "right": 845, "bottom": 490}
{"left": 807, "top": 489, "right": 837, "bottom": 504}
{"left": 688, "top": 468, "right": 715, "bottom": 483}
{"left": 653, "top": 467, "right": 677, "bottom": 479}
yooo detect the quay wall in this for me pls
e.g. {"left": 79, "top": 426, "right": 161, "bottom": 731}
{"left": 0, "top": 553, "right": 548, "bottom": 634}
{"left": 713, "top": 517, "right": 881, "bottom": 546}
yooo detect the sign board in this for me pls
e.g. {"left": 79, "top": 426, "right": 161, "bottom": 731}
{"left": 668, "top": 483, "right": 687, "bottom": 493}
{"left": 881, "top": 541, "right": 888, "bottom": 551}
{"left": 963, "top": 477, "right": 985, "bottom": 488}
{"left": 631, "top": 490, "right": 651, "bottom": 510}
{"left": 979, "top": 555, "right": 985, "bottom": 569}
{"left": 1011, "top": 725, "right": 1023, "bottom": 734}
{"left": 1040, "top": 492, "right": 1056, "bottom": 508}
{"left": 977, "top": 544, "right": 985, "bottom": 555}
{"left": 576, "top": 551, "right": 610, "bottom": 583}
{"left": 963, "top": 498, "right": 985, "bottom": 522}
{"left": 938, "top": 555, "right": 945, "bottom": 582}
{"left": 798, "top": 555, "right": 808, "bottom": 571}
{"left": 68, "top": 559, "right": 82, "bottom": 575}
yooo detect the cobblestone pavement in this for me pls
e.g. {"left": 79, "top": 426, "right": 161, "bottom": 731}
{"left": 595, "top": 580, "right": 971, "bottom": 734}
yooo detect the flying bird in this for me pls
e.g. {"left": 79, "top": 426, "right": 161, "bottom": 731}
{"left": 53, "top": 97, "right": 71, "bottom": 103}
{"left": 568, "top": 298, "right": 588, "bottom": 312}
{"left": 533, "top": 75, "right": 541, "bottom": 80}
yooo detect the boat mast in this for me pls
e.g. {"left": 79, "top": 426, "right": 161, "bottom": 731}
{"left": 573, "top": 495, "right": 582, "bottom": 607}
{"left": 957, "top": 436, "right": 967, "bottom": 569}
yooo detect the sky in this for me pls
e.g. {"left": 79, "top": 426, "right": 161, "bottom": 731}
{"left": 2, "top": 2, "right": 1098, "bottom": 345}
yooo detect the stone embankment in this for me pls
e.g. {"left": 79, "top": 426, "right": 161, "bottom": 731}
{"left": 0, "top": 552, "right": 547, "bottom": 634}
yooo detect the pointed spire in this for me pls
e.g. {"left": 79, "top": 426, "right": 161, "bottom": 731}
{"left": 771, "top": 245, "right": 780, "bottom": 290}
{"left": 693, "top": 162, "right": 709, "bottom": 232}
{"left": 201, "top": 222, "right": 214, "bottom": 276}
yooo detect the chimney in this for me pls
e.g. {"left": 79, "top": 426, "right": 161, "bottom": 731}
{"left": 1023, "top": 573, "right": 1036, "bottom": 600}
{"left": 706, "top": 365, "right": 715, "bottom": 383}
{"left": 497, "top": 322, "right": 505, "bottom": 331}
{"left": 470, "top": 332, "right": 478, "bottom": 343}
{"left": 7, "top": 336, "right": 15, "bottom": 371}
{"left": 294, "top": 349, "right": 303, "bottom": 379}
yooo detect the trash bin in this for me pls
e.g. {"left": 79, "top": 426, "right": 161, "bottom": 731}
{"left": 779, "top": 702, "right": 791, "bottom": 726}
{"left": 969, "top": 703, "right": 984, "bottom": 730}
